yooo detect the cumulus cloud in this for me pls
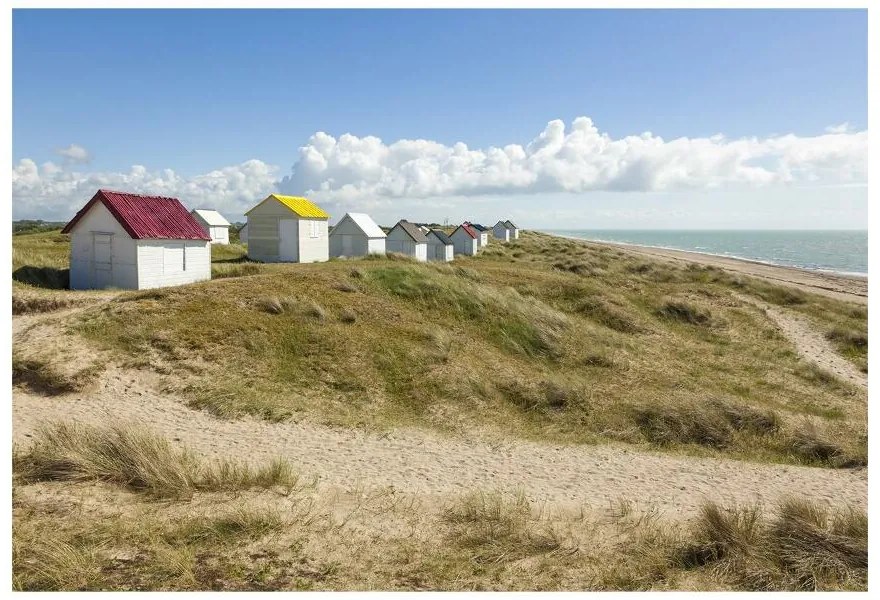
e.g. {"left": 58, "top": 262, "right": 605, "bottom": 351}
{"left": 55, "top": 143, "right": 92, "bottom": 164}
{"left": 825, "top": 122, "right": 851, "bottom": 134}
{"left": 12, "top": 117, "right": 867, "bottom": 221}
{"left": 12, "top": 158, "right": 279, "bottom": 220}
{"left": 280, "top": 117, "right": 867, "bottom": 202}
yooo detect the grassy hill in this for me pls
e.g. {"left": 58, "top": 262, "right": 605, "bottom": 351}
{"left": 12, "top": 230, "right": 868, "bottom": 468}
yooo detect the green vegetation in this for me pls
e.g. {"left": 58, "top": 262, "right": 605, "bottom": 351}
{"left": 11, "top": 230, "right": 867, "bottom": 467}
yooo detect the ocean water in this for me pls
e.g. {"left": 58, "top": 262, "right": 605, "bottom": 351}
{"left": 541, "top": 230, "right": 868, "bottom": 277}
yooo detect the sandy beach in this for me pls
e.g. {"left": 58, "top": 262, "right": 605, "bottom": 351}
{"left": 554, "top": 235, "right": 867, "bottom": 305}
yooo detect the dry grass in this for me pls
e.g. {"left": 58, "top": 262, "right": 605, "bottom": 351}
{"left": 12, "top": 477, "right": 867, "bottom": 591}
{"left": 13, "top": 422, "right": 300, "bottom": 499}
{"left": 14, "top": 230, "right": 868, "bottom": 467}
{"left": 12, "top": 353, "right": 101, "bottom": 395}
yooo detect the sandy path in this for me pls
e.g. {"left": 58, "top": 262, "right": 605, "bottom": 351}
{"left": 564, "top": 237, "right": 867, "bottom": 305}
{"left": 735, "top": 294, "right": 867, "bottom": 390}
{"left": 13, "top": 365, "right": 866, "bottom": 520}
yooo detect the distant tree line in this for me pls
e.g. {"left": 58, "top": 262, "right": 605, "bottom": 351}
{"left": 12, "top": 220, "right": 67, "bottom": 235}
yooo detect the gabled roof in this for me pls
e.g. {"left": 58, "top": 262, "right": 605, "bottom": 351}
{"left": 505, "top": 220, "right": 519, "bottom": 229}
{"left": 469, "top": 223, "right": 490, "bottom": 232}
{"left": 392, "top": 220, "right": 428, "bottom": 243}
{"left": 338, "top": 212, "right": 386, "bottom": 238}
{"left": 427, "top": 229, "right": 453, "bottom": 245}
{"left": 453, "top": 223, "right": 477, "bottom": 239}
{"left": 191, "top": 209, "right": 231, "bottom": 227}
{"left": 61, "top": 189, "right": 210, "bottom": 240}
{"left": 245, "top": 194, "right": 330, "bottom": 218}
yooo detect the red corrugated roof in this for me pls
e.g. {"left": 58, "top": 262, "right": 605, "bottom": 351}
{"left": 457, "top": 223, "right": 477, "bottom": 239}
{"left": 61, "top": 189, "right": 210, "bottom": 240}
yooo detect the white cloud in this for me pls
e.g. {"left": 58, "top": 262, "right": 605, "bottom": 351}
{"left": 825, "top": 122, "right": 851, "bottom": 134}
{"left": 280, "top": 117, "right": 867, "bottom": 205}
{"left": 55, "top": 143, "right": 92, "bottom": 164}
{"left": 12, "top": 158, "right": 279, "bottom": 221}
{"left": 13, "top": 116, "right": 867, "bottom": 222}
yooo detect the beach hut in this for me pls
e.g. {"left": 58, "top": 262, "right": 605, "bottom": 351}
{"left": 191, "top": 209, "right": 231, "bottom": 244}
{"left": 244, "top": 194, "right": 330, "bottom": 263}
{"left": 468, "top": 223, "right": 490, "bottom": 248}
{"left": 62, "top": 189, "right": 211, "bottom": 290}
{"left": 426, "top": 229, "right": 454, "bottom": 262}
{"left": 493, "top": 220, "right": 511, "bottom": 242}
{"left": 505, "top": 220, "right": 520, "bottom": 239}
{"left": 238, "top": 223, "right": 248, "bottom": 244}
{"left": 386, "top": 220, "right": 428, "bottom": 261}
{"left": 451, "top": 223, "right": 479, "bottom": 256}
{"left": 329, "top": 212, "right": 386, "bottom": 257}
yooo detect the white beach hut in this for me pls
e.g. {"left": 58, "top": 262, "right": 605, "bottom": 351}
{"left": 468, "top": 223, "right": 491, "bottom": 248}
{"left": 191, "top": 209, "right": 231, "bottom": 244}
{"left": 493, "top": 220, "right": 511, "bottom": 242}
{"left": 505, "top": 220, "right": 520, "bottom": 239}
{"left": 62, "top": 189, "right": 211, "bottom": 290}
{"left": 244, "top": 194, "right": 330, "bottom": 263}
{"left": 386, "top": 220, "right": 428, "bottom": 262}
{"left": 329, "top": 212, "right": 386, "bottom": 257}
{"left": 450, "top": 223, "right": 479, "bottom": 256}
{"left": 426, "top": 229, "right": 454, "bottom": 262}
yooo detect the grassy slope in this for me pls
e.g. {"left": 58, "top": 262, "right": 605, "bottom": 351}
{"left": 12, "top": 230, "right": 867, "bottom": 467}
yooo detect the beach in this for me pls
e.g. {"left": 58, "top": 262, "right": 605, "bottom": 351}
{"left": 555, "top": 235, "right": 867, "bottom": 305}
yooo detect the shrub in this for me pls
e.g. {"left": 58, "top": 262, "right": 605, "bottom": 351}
{"left": 577, "top": 297, "right": 642, "bottom": 333}
{"left": 13, "top": 422, "right": 299, "bottom": 499}
{"left": 442, "top": 491, "right": 563, "bottom": 564}
{"left": 656, "top": 300, "right": 712, "bottom": 326}
{"left": 633, "top": 404, "right": 731, "bottom": 448}
{"left": 339, "top": 308, "right": 357, "bottom": 324}
{"left": 333, "top": 281, "right": 358, "bottom": 293}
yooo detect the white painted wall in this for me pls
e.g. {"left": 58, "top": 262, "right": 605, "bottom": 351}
{"left": 136, "top": 240, "right": 211, "bottom": 289}
{"left": 451, "top": 228, "right": 478, "bottom": 256}
{"left": 279, "top": 218, "right": 300, "bottom": 261}
{"left": 386, "top": 227, "right": 427, "bottom": 261}
{"left": 209, "top": 225, "right": 230, "bottom": 245}
{"left": 68, "top": 201, "right": 138, "bottom": 290}
{"left": 427, "top": 237, "right": 453, "bottom": 262}
{"left": 297, "top": 218, "right": 329, "bottom": 263}
{"left": 329, "top": 216, "right": 384, "bottom": 257}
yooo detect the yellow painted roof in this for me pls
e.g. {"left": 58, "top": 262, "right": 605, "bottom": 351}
{"left": 246, "top": 194, "right": 330, "bottom": 218}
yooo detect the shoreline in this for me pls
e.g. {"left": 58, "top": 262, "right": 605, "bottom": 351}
{"left": 545, "top": 232, "right": 868, "bottom": 304}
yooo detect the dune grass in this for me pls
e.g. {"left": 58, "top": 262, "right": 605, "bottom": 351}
{"left": 13, "top": 422, "right": 301, "bottom": 499}
{"left": 12, "top": 472, "right": 867, "bottom": 591}
{"left": 13, "top": 230, "right": 868, "bottom": 467}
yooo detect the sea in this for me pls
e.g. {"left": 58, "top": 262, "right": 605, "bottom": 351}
{"left": 540, "top": 230, "right": 868, "bottom": 278}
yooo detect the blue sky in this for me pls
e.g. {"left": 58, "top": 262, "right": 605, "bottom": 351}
{"left": 12, "top": 9, "right": 868, "bottom": 227}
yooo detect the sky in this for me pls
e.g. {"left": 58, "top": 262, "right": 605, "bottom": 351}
{"left": 12, "top": 8, "right": 868, "bottom": 228}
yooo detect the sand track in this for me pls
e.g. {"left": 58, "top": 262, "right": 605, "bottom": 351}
{"left": 736, "top": 294, "right": 867, "bottom": 390}
{"left": 13, "top": 362, "right": 866, "bottom": 519}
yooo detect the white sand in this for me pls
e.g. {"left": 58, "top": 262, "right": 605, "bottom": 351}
{"left": 13, "top": 362, "right": 866, "bottom": 519}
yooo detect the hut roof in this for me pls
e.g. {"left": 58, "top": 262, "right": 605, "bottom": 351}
{"left": 62, "top": 189, "right": 210, "bottom": 240}
{"left": 341, "top": 212, "right": 386, "bottom": 238}
{"left": 454, "top": 223, "right": 477, "bottom": 239}
{"left": 428, "top": 229, "right": 453, "bottom": 245}
{"left": 393, "top": 220, "right": 428, "bottom": 243}
{"left": 192, "top": 209, "right": 231, "bottom": 227}
{"left": 246, "top": 194, "right": 330, "bottom": 219}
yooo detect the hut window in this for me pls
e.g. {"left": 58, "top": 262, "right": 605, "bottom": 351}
{"left": 310, "top": 221, "right": 320, "bottom": 238}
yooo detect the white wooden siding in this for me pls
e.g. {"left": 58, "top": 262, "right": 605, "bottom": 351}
{"left": 68, "top": 201, "right": 138, "bottom": 290}
{"left": 136, "top": 241, "right": 211, "bottom": 289}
